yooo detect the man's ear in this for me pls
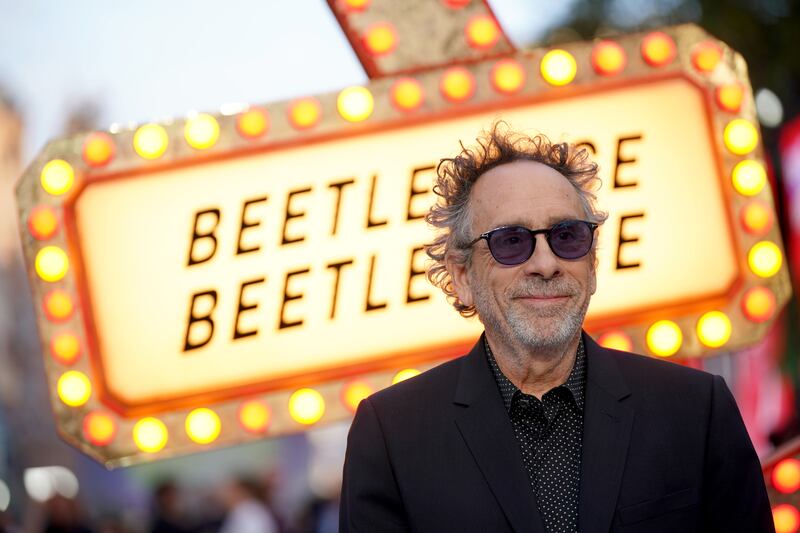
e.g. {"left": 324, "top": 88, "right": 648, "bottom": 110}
{"left": 446, "top": 252, "right": 474, "bottom": 308}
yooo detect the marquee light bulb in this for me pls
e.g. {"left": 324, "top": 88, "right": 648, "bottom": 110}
{"left": 133, "top": 124, "right": 169, "bottom": 160}
{"left": 741, "top": 201, "right": 772, "bottom": 235}
{"left": 288, "top": 98, "right": 322, "bottom": 130}
{"left": 724, "top": 119, "right": 759, "bottom": 155}
{"left": 391, "top": 78, "right": 424, "bottom": 111}
{"left": 238, "top": 400, "right": 271, "bottom": 434}
{"left": 646, "top": 320, "right": 682, "bottom": 357}
{"left": 392, "top": 368, "right": 421, "bottom": 384}
{"left": 597, "top": 331, "right": 633, "bottom": 352}
{"left": 342, "top": 381, "right": 373, "bottom": 412}
{"left": 491, "top": 59, "right": 525, "bottom": 94}
{"left": 133, "top": 417, "right": 168, "bottom": 453}
{"left": 773, "top": 459, "right": 800, "bottom": 494}
{"left": 440, "top": 67, "right": 476, "bottom": 102}
{"left": 591, "top": 40, "right": 626, "bottom": 76}
{"left": 185, "top": 408, "right": 221, "bottom": 444}
{"left": 40, "top": 160, "right": 75, "bottom": 196}
{"left": 732, "top": 160, "right": 767, "bottom": 196}
{"left": 51, "top": 332, "right": 81, "bottom": 365}
{"left": 465, "top": 15, "right": 500, "bottom": 50}
{"left": 337, "top": 86, "right": 374, "bottom": 122}
{"left": 696, "top": 311, "right": 732, "bottom": 348}
{"left": 748, "top": 241, "right": 782, "bottom": 278}
{"left": 28, "top": 206, "right": 59, "bottom": 240}
{"left": 773, "top": 504, "right": 800, "bottom": 533}
{"left": 35, "top": 246, "right": 69, "bottom": 282}
{"left": 742, "top": 286, "right": 776, "bottom": 323}
{"left": 57, "top": 371, "right": 92, "bottom": 407}
{"left": 641, "top": 32, "right": 676, "bottom": 67}
{"left": 343, "top": 0, "right": 370, "bottom": 12}
{"left": 44, "top": 289, "right": 74, "bottom": 322}
{"left": 82, "top": 132, "right": 115, "bottom": 167}
{"left": 289, "top": 388, "right": 325, "bottom": 425}
{"left": 716, "top": 84, "right": 744, "bottom": 113}
{"left": 540, "top": 49, "right": 577, "bottom": 86}
{"left": 692, "top": 41, "right": 722, "bottom": 72}
{"left": 237, "top": 107, "right": 269, "bottom": 139}
{"left": 184, "top": 113, "right": 220, "bottom": 150}
{"left": 363, "top": 22, "right": 397, "bottom": 56}
{"left": 82, "top": 411, "right": 117, "bottom": 447}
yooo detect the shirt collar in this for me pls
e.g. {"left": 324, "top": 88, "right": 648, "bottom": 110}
{"left": 484, "top": 336, "right": 586, "bottom": 412}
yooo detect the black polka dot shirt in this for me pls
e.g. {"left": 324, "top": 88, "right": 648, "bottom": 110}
{"left": 485, "top": 338, "right": 586, "bottom": 533}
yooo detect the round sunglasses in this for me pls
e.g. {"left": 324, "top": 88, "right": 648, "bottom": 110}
{"left": 468, "top": 219, "right": 598, "bottom": 265}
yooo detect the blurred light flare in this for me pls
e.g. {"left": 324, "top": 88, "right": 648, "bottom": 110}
{"left": 237, "top": 107, "right": 269, "bottom": 138}
{"left": 597, "top": 331, "right": 633, "bottom": 352}
{"left": 0, "top": 480, "right": 8, "bottom": 512}
{"left": 748, "top": 241, "right": 782, "bottom": 278}
{"left": 35, "top": 246, "right": 69, "bottom": 282}
{"left": 465, "top": 15, "right": 500, "bottom": 49}
{"left": 238, "top": 400, "right": 271, "bottom": 433}
{"left": 591, "top": 40, "right": 626, "bottom": 76}
{"left": 133, "top": 417, "right": 168, "bottom": 453}
{"left": 40, "top": 159, "right": 75, "bottom": 196}
{"left": 696, "top": 311, "right": 732, "bottom": 348}
{"left": 716, "top": 84, "right": 744, "bottom": 112}
{"left": 364, "top": 22, "right": 397, "bottom": 56}
{"left": 28, "top": 205, "right": 59, "bottom": 240}
{"left": 83, "top": 411, "right": 117, "bottom": 446}
{"left": 289, "top": 98, "right": 322, "bottom": 130}
{"left": 57, "top": 371, "right": 92, "bottom": 407}
{"left": 440, "top": 67, "right": 476, "bottom": 102}
{"left": 491, "top": 59, "right": 525, "bottom": 94}
{"left": 51, "top": 331, "right": 81, "bottom": 364}
{"left": 82, "top": 132, "right": 115, "bottom": 167}
{"left": 773, "top": 459, "right": 800, "bottom": 494}
{"left": 742, "top": 286, "right": 776, "bottom": 323}
{"left": 343, "top": 380, "right": 374, "bottom": 412}
{"left": 343, "top": 0, "right": 370, "bottom": 11}
{"left": 44, "top": 289, "right": 74, "bottom": 322}
{"left": 641, "top": 32, "right": 676, "bottom": 67}
{"left": 741, "top": 201, "right": 772, "bottom": 235}
{"left": 540, "top": 49, "right": 577, "bottom": 86}
{"left": 185, "top": 408, "right": 222, "bottom": 444}
{"left": 24, "top": 467, "right": 79, "bottom": 502}
{"left": 289, "top": 388, "right": 325, "bottom": 425}
{"left": 646, "top": 320, "right": 682, "bottom": 357}
{"left": 756, "top": 87, "right": 784, "bottom": 128}
{"left": 691, "top": 41, "right": 722, "bottom": 72}
{"left": 773, "top": 504, "right": 800, "bottom": 533}
{"left": 724, "top": 119, "right": 759, "bottom": 155}
{"left": 391, "top": 78, "right": 424, "bottom": 111}
{"left": 392, "top": 368, "right": 421, "bottom": 384}
{"left": 337, "top": 86, "right": 374, "bottom": 122}
{"left": 133, "top": 124, "right": 169, "bottom": 159}
{"left": 732, "top": 160, "right": 767, "bottom": 196}
{"left": 184, "top": 113, "right": 220, "bottom": 150}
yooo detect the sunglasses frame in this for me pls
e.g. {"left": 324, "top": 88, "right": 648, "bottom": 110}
{"left": 468, "top": 219, "right": 599, "bottom": 265}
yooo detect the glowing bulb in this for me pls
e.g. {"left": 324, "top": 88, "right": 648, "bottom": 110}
{"left": 337, "top": 86, "right": 374, "bottom": 122}
{"left": 82, "top": 411, "right": 117, "bottom": 447}
{"left": 133, "top": 124, "right": 169, "bottom": 159}
{"left": 741, "top": 201, "right": 772, "bottom": 235}
{"left": 35, "top": 246, "right": 69, "bottom": 282}
{"left": 591, "top": 40, "right": 626, "bottom": 76}
{"left": 748, "top": 241, "right": 782, "bottom": 278}
{"left": 491, "top": 59, "right": 525, "bottom": 94}
{"left": 238, "top": 400, "right": 271, "bottom": 434}
{"left": 237, "top": 107, "right": 269, "bottom": 139}
{"left": 392, "top": 368, "right": 421, "bottom": 384}
{"left": 742, "top": 286, "right": 776, "bottom": 323}
{"left": 540, "top": 49, "right": 577, "bottom": 86}
{"left": 343, "top": 0, "right": 370, "bottom": 11}
{"left": 646, "top": 320, "right": 682, "bottom": 357}
{"left": 43, "top": 289, "right": 74, "bottom": 322}
{"left": 51, "top": 332, "right": 81, "bottom": 365}
{"left": 597, "top": 331, "right": 633, "bottom": 352}
{"left": 288, "top": 388, "right": 325, "bottom": 425}
{"left": 288, "top": 98, "right": 321, "bottom": 130}
{"left": 440, "top": 67, "right": 475, "bottom": 102}
{"left": 443, "top": 0, "right": 470, "bottom": 7}
{"left": 716, "top": 84, "right": 744, "bottom": 113}
{"left": 465, "top": 15, "right": 499, "bottom": 50}
{"left": 641, "top": 32, "right": 676, "bottom": 67}
{"left": 28, "top": 206, "right": 59, "bottom": 240}
{"left": 692, "top": 41, "right": 722, "bottom": 72}
{"left": 724, "top": 119, "right": 759, "bottom": 155}
{"left": 342, "top": 381, "right": 373, "bottom": 412}
{"left": 732, "top": 160, "right": 767, "bottom": 196}
{"left": 773, "top": 504, "right": 800, "bottom": 533}
{"left": 40, "top": 160, "right": 75, "bottom": 196}
{"left": 185, "top": 408, "right": 221, "bottom": 444}
{"left": 133, "top": 417, "right": 168, "bottom": 453}
{"left": 696, "top": 311, "right": 732, "bottom": 348}
{"left": 391, "top": 78, "right": 424, "bottom": 111}
{"left": 184, "top": 113, "right": 219, "bottom": 150}
{"left": 82, "top": 132, "right": 115, "bottom": 167}
{"left": 57, "top": 371, "right": 91, "bottom": 407}
{"left": 773, "top": 459, "right": 800, "bottom": 494}
{"left": 363, "top": 22, "right": 397, "bottom": 56}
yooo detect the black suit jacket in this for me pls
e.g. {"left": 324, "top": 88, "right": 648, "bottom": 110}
{"left": 340, "top": 333, "right": 774, "bottom": 532}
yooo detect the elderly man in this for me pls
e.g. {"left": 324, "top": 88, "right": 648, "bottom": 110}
{"left": 340, "top": 126, "right": 774, "bottom": 533}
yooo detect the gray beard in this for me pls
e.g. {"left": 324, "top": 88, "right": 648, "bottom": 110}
{"left": 471, "top": 276, "right": 589, "bottom": 352}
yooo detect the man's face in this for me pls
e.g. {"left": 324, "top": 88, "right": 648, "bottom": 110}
{"left": 448, "top": 160, "right": 597, "bottom": 351}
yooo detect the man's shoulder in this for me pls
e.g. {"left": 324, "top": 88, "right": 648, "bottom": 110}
{"left": 367, "top": 354, "right": 465, "bottom": 410}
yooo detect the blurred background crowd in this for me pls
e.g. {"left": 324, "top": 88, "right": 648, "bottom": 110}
{"left": 1, "top": 0, "right": 799, "bottom": 531}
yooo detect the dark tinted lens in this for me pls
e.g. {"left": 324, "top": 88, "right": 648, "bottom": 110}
{"left": 548, "top": 220, "right": 593, "bottom": 259}
{"left": 487, "top": 226, "right": 534, "bottom": 265}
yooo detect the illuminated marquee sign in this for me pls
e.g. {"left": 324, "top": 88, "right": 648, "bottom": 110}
{"left": 16, "top": 7, "right": 789, "bottom": 466}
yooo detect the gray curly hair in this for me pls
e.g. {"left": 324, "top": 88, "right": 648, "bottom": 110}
{"left": 425, "top": 123, "right": 608, "bottom": 317}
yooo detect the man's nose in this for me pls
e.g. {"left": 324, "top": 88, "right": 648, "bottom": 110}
{"left": 521, "top": 234, "right": 562, "bottom": 279}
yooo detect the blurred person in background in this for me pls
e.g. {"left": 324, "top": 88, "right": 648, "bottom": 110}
{"left": 218, "top": 477, "right": 278, "bottom": 533}
{"left": 42, "top": 494, "right": 92, "bottom": 533}
{"left": 150, "top": 480, "right": 191, "bottom": 533}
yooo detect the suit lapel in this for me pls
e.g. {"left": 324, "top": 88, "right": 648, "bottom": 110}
{"left": 578, "top": 333, "right": 634, "bottom": 533}
{"left": 453, "top": 337, "right": 546, "bottom": 533}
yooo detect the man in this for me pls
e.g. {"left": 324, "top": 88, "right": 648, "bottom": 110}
{"left": 340, "top": 126, "right": 774, "bottom": 532}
